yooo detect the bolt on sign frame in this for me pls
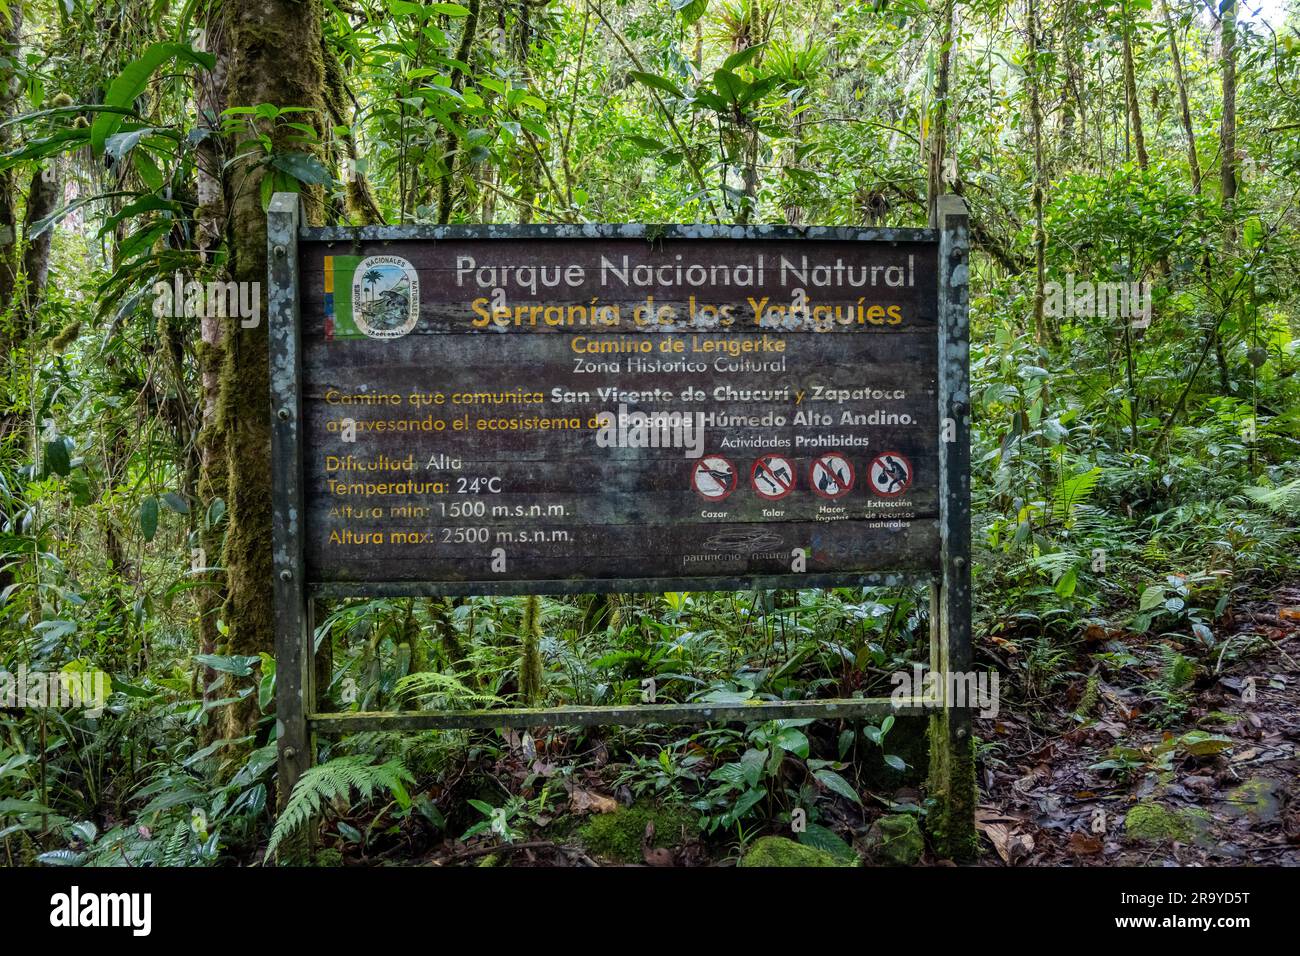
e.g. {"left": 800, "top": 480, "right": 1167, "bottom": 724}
{"left": 267, "top": 192, "right": 974, "bottom": 856}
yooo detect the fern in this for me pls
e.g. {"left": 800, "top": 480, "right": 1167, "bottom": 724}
{"left": 1051, "top": 467, "right": 1102, "bottom": 525}
{"left": 1244, "top": 477, "right": 1300, "bottom": 517}
{"left": 266, "top": 755, "right": 413, "bottom": 860}
{"left": 393, "top": 670, "right": 503, "bottom": 708}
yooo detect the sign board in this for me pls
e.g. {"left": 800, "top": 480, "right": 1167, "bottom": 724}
{"left": 293, "top": 230, "right": 940, "bottom": 593}
{"left": 266, "top": 197, "right": 975, "bottom": 854}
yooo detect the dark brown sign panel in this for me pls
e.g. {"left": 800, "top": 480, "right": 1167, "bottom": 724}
{"left": 294, "top": 232, "right": 940, "bottom": 589}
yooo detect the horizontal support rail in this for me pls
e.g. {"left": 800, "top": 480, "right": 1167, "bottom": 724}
{"left": 309, "top": 572, "right": 937, "bottom": 599}
{"left": 309, "top": 697, "right": 951, "bottom": 733}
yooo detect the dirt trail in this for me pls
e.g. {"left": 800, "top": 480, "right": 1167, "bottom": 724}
{"left": 975, "top": 583, "right": 1300, "bottom": 866}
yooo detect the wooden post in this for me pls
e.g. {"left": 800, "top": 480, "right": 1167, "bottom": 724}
{"left": 928, "top": 194, "right": 976, "bottom": 859}
{"left": 268, "top": 193, "right": 313, "bottom": 806}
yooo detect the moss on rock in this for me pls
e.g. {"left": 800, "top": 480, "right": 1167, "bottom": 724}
{"left": 738, "top": 835, "right": 848, "bottom": 867}
{"left": 578, "top": 804, "right": 698, "bottom": 864}
{"left": 1123, "top": 802, "right": 1213, "bottom": 843}
{"left": 1225, "top": 777, "right": 1281, "bottom": 823}
{"left": 865, "top": 813, "right": 925, "bottom": 866}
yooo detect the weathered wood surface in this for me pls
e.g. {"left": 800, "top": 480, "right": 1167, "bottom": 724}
{"left": 310, "top": 696, "right": 930, "bottom": 733}
{"left": 294, "top": 233, "right": 940, "bottom": 588}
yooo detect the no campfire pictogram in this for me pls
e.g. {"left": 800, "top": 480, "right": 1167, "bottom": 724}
{"left": 809, "top": 452, "right": 855, "bottom": 499}
{"left": 692, "top": 455, "right": 736, "bottom": 501}
{"left": 869, "top": 451, "right": 913, "bottom": 496}
{"left": 751, "top": 454, "right": 795, "bottom": 500}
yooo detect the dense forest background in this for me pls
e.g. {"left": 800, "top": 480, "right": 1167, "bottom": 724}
{"left": 0, "top": 0, "right": 1297, "bottom": 867}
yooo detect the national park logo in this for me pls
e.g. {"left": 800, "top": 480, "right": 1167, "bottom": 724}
{"left": 323, "top": 254, "right": 420, "bottom": 340}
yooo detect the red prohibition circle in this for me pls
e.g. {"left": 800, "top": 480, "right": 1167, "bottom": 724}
{"left": 692, "top": 455, "right": 737, "bottom": 502}
{"left": 868, "top": 451, "right": 913, "bottom": 497}
{"left": 808, "top": 452, "right": 855, "bottom": 500}
{"left": 750, "top": 454, "right": 796, "bottom": 501}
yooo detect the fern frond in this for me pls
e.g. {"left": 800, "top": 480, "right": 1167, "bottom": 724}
{"left": 1052, "top": 467, "right": 1102, "bottom": 524}
{"left": 393, "top": 671, "right": 503, "bottom": 708}
{"left": 1244, "top": 477, "right": 1300, "bottom": 517}
{"left": 266, "top": 755, "right": 413, "bottom": 860}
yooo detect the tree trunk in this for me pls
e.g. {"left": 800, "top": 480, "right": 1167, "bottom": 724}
{"left": 1026, "top": 0, "right": 1051, "bottom": 343}
{"left": 1217, "top": 1, "right": 1237, "bottom": 390}
{"left": 437, "top": 0, "right": 481, "bottom": 224}
{"left": 1121, "top": 0, "right": 1149, "bottom": 170}
{"left": 1160, "top": 0, "right": 1200, "bottom": 192}
{"left": 217, "top": 0, "right": 328, "bottom": 742}
{"left": 926, "top": 0, "right": 954, "bottom": 227}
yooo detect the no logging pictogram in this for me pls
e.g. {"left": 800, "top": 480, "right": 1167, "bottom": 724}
{"left": 692, "top": 455, "right": 736, "bottom": 501}
{"left": 809, "top": 452, "right": 855, "bottom": 500}
{"left": 868, "top": 451, "right": 913, "bottom": 496}
{"left": 751, "top": 454, "right": 795, "bottom": 500}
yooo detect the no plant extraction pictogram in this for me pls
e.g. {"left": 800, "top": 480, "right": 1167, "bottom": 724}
{"left": 751, "top": 454, "right": 796, "bottom": 501}
{"left": 809, "top": 452, "right": 855, "bottom": 500}
{"left": 868, "top": 451, "right": 913, "bottom": 496}
{"left": 692, "top": 455, "right": 737, "bottom": 501}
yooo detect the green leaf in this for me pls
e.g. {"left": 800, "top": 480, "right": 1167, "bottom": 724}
{"left": 270, "top": 151, "right": 332, "bottom": 186}
{"left": 92, "top": 43, "right": 215, "bottom": 154}
{"left": 43, "top": 438, "right": 71, "bottom": 477}
{"left": 774, "top": 726, "right": 809, "bottom": 758}
{"left": 713, "top": 68, "right": 748, "bottom": 105}
{"left": 670, "top": 0, "right": 709, "bottom": 25}
{"left": 723, "top": 43, "right": 767, "bottom": 72}
{"left": 195, "top": 654, "right": 261, "bottom": 677}
{"left": 1055, "top": 567, "right": 1078, "bottom": 598}
{"left": 813, "top": 769, "right": 862, "bottom": 804}
{"left": 161, "top": 491, "right": 189, "bottom": 514}
{"left": 1138, "top": 584, "right": 1166, "bottom": 613}
{"left": 883, "top": 754, "right": 907, "bottom": 773}
{"left": 798, "top": 822, "right": 857, "bottom": 862}
{"left": 624, "top": 134, "right": 667, "bottom": 152}
{"left": 139, "top": 496, "right": 159, "bottom": 541}
{"left": 629, "top": 71, "right": 686, "bottom": 100}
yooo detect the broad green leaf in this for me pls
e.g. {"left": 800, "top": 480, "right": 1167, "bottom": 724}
{"left": 723, "top": 43, "right": 767, "bottom": 72}
{"left": 140, "top": 496, "right": 159, "bottom": 541}
{"left": 270, "top": 151, "right": 332, "bottom": 186}
{"left": 92, "top": 43, "right": 215, "bottom": 154}
{"left": 43, "top": 438, "right": 71, "bottom": 477}
{"left": 813, "top": 769, "right": 862, "bottom": 804}
{"left": 629, "top": 70, "right": 686, "bottom": 100}
{"left": 1138, "top": 584, "right": 1166, "bottom": 612}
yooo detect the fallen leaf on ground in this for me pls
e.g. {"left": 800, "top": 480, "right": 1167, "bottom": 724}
{"left": 568, "top": 789, "right": 618, "bottom": 814}
{"left": 1067, "top": 832, "right": 1104, "bottom": 856}
{"left": 982, "top": 822, "right": 1035, "bottom": 864}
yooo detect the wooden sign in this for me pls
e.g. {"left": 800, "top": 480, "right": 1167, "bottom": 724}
{"left": 267, "top": 196, "right": 974, "bottom": 854}
{"left": 289, "top": 229, "right": 941, "bottom": 593}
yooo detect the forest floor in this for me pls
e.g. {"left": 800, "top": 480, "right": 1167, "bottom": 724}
{"left": 353, "top": 585, "right": 1300, "bottom": 868}
{"left": 974, "top": 581, "right": 1300, "bottom": 866}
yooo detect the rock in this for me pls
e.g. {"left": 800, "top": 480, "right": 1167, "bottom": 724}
{"left": 579, "top": 804, "right": 698, "bottom": 864}
{"left": 864, "top": 813, "right": 925, "bottom": 865}
{"left": 1225, "top": 777, "right": 1282, "bottom": 824}
{"left": 1123, "top": 802, "right": 1213, "bottom": 844}
{"left": 739, "top": 835, "right": 848, "bottom": 867}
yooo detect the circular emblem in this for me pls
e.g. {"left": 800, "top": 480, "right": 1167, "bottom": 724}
{"left": 868, "top": 451, "right": 913, "bottom": 497}
{"left": 692, "top": 455, "right": 737, "bottom": 502}
{"left": 809, "top": 452, "right": 855, "bottom": 500}
{"left": 352, "top": 255, "right": 420, "bottom": 339}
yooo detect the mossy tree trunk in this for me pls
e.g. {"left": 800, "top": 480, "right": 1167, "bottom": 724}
{"left": 217, "top": 0, "right": 328, "bottom": 742}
